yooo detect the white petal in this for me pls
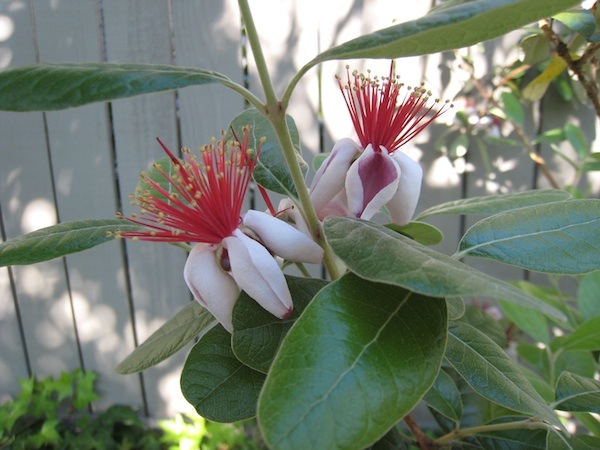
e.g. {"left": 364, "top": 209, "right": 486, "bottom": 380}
{"left": 224, "top": 230, "right": 293, "bottom": 319}
{"left": 309, "top": 138, "right": 361, "bottom": 214}
{"left": 276, "top": 198, "right": 311, "bottom": 237}
{"left": 183, "top": 243, "right": 239, "bottom": 333}
{"left": 243, "top": 210, "right": 324, "bottom": 264}
{"left": 318, "top": 189, "right": 350, "bottom": 218}
{"left": 346, "top": 145, "right": 401, "bottom": 220}
{"left": 387, "top": 151, "right": 423, "bottom": 225}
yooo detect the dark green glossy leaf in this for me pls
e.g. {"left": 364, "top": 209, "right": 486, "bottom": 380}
{"left": 550, "top": 316, "right": 600, "bottom": 352}
{"left": 258, "top": 273, "right": 447, "bottom": 450}
{"left": 423, "top": 369, "right": 463, "bottom": 424}
{"left": 0, "top": 219, "right": 141, "bottom": 267}
{"left": 553, "top": 372, "right": 600, "bottom": 413}
{"left": 231, "top": 276, "right": 327, "bottom": 373}
{"left": 324, "top": 217, "right": 565, "bottom": 321}
{"left": 365, "top": 427, "right": 407, "bottom": 450}
{"left": 475, "top": 416, "right": 549, "bottom": 449}
{"left": 385, "top": 221, "right": 443, "bottom": 246}
{"left": 311, "top": 0, "right": 579, "bottom": 63}
{"left": 416, "top": 190, "right": 571, "bottom": 220}
{"left": 0, "top": 63, "right": 234, "bottom": 111}
{"left": 116, "top": 301, "right": 217, "bottom": 374}
{"left": 226, "top": 109, "right": 306, "bottom": 199}
{"left": 180, "top": 326, "right": 265, "bottom": 422}
{"left": 458, "top": 199, "right": 600, "bottom": 275}
{"left": 446, "top": 321, "right": 560, "bottom": 426}
{"left": 578, "top": 271, "right": 600, "bottom": 320}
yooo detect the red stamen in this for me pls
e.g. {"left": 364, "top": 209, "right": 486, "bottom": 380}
{"left": 337, "top": 62, "right": 451, "bottom": 153}
{"left": 120, "top": 127, "right": 260, "bottom": 244}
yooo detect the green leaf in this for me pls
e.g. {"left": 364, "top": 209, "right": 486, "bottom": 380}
{"left": 324, "top": 217, "right": 566, "bottom": 321}
{"left": 554, "top": 10, "right": 597, "bottom": 38}
{"left": 460, "top": 305, "right": 507, "bottom": 348}
{"left": 475, "top": 416, "right": 549, "bottom": 449}
{"left": 578, "top": 271, "right": 600, "bottom": 320}
{"left": 582, "top": 153, "right": 600, "bottom": 172}
{"left": 447, "top": 297, "right": 466, "bottom": 320}
{"left": 0, "top": 63, "right": 235, "bottom": 111}
{"left": 519, "top": 365, "right": 555, "bottom": 403}
{"left": 446, "top": 321, "right": 560, "bottom": 426}
{"left": 0, "top": 219, "right": 141, "bottom": 267}
{"left": 181, "top": 326, "right": 265, "bottom": 422}
{"left": 423, "top": 369, "right": 463, "bottom": 424}
{"left": 135, "top": 156, "right": 175, "bottom": 200}
{"left": 311, "top": 0, "right": 579, "bottom": 63}
{"left": 564, "top": 123, "right": 588, "bottom": 160}
{"left": 385, "top": 221, "right": 443, "bottom": 246}
{"left": 458, "top": 199, "right": 600, "bottom": 275}
{"left": 547, "top": 432, "right": 600, "bottom": 450}
{"left": 258, "top": 273, "right": 447, "bottom": 450}
{"left": 501, "top": 91, "right": 525, "bottom": 126}
{"left": 553, "top": 372, "right": 600, "bottom": 413}
{"left": 226, "top": 109, "right": 306, "bottom": 199}
{"left": 499, "top": 297, "right": 550, "bottom": 344}
{"left": 231, "top": 276, "right": 327, "bottom": 373}
{"left": 416, "top": 189, "right": 571, "bottom": 220}
{"left": 521, "top": 33, "right": 551, "bottom": 66}
{"left": 550, "top": 316, "right": 600, "bottom": 352}
{"left": 365, "top": 427, "right": 407, "bottom": 450}
{"left": 116, "top": 301, "right": 217, "bottom": 374}
{"left": 530, "top": 128, "right": 566, "bottom": 145}
{"left": 313, "top": 153, "right": 329, "bottom": 171}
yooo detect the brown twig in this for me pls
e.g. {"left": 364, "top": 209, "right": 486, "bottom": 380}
{"left": 403, "top": 414, "right": 439, "bottom": 450}
{"left": 541, "top": 19, "right": 600, "bottom": 119}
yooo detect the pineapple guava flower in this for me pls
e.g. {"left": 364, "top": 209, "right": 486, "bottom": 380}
{"left": 118, "top": 128, "right": 323, "bottom": 332}
{"left": 310, "top": 64, "right": 451, "bottom": 225}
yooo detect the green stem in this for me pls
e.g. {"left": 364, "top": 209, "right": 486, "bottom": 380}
{"left": 222, "top": 80, "right": 266, "bottom": 112}
{"left": 281, "top": 61, "right": 315, "bottom": 110}
{"left": 435, "top": 418, "right": 551, "bottom": 445}
{"left": 237, "top": 0, "right": 341, "bottom": 280}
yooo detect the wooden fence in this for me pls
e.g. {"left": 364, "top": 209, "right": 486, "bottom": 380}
{"left": 0, "top": 0, "right": 597, "bottom": 418}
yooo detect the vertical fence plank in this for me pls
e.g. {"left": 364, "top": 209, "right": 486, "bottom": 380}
{"left": 102, "top": 0, "right": 189, "bottom": 418}
{"left": 0, "top": 0, "right": 80, "bottom": 385}
{"left": 30, "top": 0, "right": 144, "bottom": 410}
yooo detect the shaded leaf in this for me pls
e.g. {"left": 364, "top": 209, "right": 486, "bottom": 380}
{"left": 0, "top": 219, "right": 141, "bottom": 267}
{"left": 550, "top": 316, "right": 600, "bottom": 352}
{"left": 446, "top": 321, "right": 559, "bottom": 426}
{"left": 475, "top": 416, "right": 548, "bottom": 449}
{"left": 553, "top": 372, "right": 600, "bottom": 413}
{"left": 564, "top": 123, "right": 588, "bottom": 160}
{"left": 116, "top": 301, "right": 217, "bottom": 374}
{"left": 460, "top": 305, "right": 507, "bottom": 348}
{"left": 226, "top": 109, "right": 306, "bottom": 199}
{"left": 258, "top": 273, "right": 447, "bottom": 450}
{"left": 521, "top": 33, "right": 551, "bottom": 66}
{"left": 0, "top": 63, "right": 234, "bottom": 111}
{"left": 385, "top": 221, "right": 443, "bottom": 246}
{"left": 324, "top": 217, "right": 565, "bottom": 321}
{"left": 423, "top": 369, "right": 463, "bottom": 424}
{"left": 582, "top": 153, "right": 600, "bottom": 172}
{"left": 231, "top": 276, "right": 327, "bottom": 373}
{"left": 311, "top": 0, "right": 579, "bottom": 63}
{"left": 499, "top": 297, "right": 549, "bottom": 344}
{"left": 458, "top": 199, "right": 600, "bottom": 275}
{"left": 416, "top": 190, "right": 571, "bottom": 220}
{"left": 181, "top": 326, "right": 265, "bottom": 422}
{"left": 554, "top": 10, "right": 597, "bottom": 38}
{"left": 577, "top": 271, "right": 600, "bottom": 320}
{"left": 501, "top": 91, "right": 524, "bottom": 126}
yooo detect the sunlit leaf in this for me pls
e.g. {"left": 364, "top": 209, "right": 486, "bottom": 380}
{"left": 385, "top": 221, "right": 443, "bottom": 246}
{"left": 324, "top": 217, "right": 566, "bottom": 321}
{"left": 0, "top": 219, "right": 141, "bottom": 267}
{"left": 416, "top": 190, "right": 571, "bottom": 220}
{"left": 311, "top": 0, "right": 579, "bottom": 63}
{"left": 0, "top": 63, "right": 235, "bottom": 111}
{"left": 458, "top": 199, "right": 600, "bottom": 274}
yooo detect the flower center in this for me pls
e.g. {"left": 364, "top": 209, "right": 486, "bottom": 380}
{"left": 120, "top": 127, "right": 260, "bottom": 244}
{"left": 337, "top": 63, "right": 452, "bottom": 153}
